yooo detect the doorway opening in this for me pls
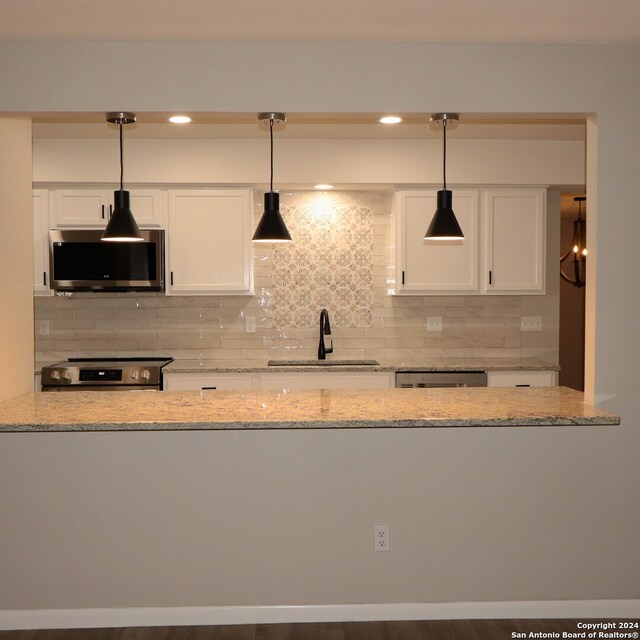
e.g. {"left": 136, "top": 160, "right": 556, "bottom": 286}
{"left": 559, "top": 193, "right": 586, "bottom": 391}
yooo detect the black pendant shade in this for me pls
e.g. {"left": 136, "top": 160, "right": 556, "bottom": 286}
{"left": 252, "top": 112, "right": 292, "bottom": 244}
{"left": 252, "top": 192, "right": 292, "bottom": 243}
{"left": 424, "top": 189, "right": 464, "bottom": 240}
{"left": 425, "top": 113, "right": 464, "bottom": 241}
{"left": 102, "top": 190, "right": 144, "bottom": 242}
{"left": 102, "top": 111, "right": 143, "bottom": 242}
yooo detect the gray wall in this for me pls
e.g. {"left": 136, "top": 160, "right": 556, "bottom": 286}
{"left": 1, "top": 41, "right": 639, "bottom": 610}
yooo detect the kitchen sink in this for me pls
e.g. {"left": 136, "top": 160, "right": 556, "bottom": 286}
{"left": 267, "top": 359, "right": 380, "bottom": 366}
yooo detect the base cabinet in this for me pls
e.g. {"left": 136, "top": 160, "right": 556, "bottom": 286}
{"left": 256, "top": 371, "right": 394, "bottom": 390}
{"left": 487, "top": 370, "right": 557, "bottom": 387}
{"left": 163, "top": 371, "right": 394, "bottom": 391}
{"left": 163, "top": 373, "right": 254, "bottom": 391}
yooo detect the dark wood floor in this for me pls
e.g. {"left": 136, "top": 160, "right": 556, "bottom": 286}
{"left": 1, "top": 619, "right": 634, "bottom": 640}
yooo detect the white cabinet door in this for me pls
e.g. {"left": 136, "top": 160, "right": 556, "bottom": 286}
{"left": 164, "top": 373, "right": 254, "bottom": 391}
{"left": 487, "top": 370, "right": 557, "bottom": 387}
{"left": 482, "top": 189, "right": 546, "bottom": 294}
{"left": 396, "top": 190, "right": 479, "bottom": 294}
{"left": 52, "top": 189, "right": 110, "bottom": 226}
{"left": 129, "top": 189, "right": 166, "bottom": 227}
{"left": 167, "top": 189, "right": 253, "bottom": 295}
{"left": 257, "top": 371, "right": 394, "bottom": 390}
{"left": 33, "top": 190, "right": 53, "bottom": 295}
{"left": 52, "top": 188, "right": 165, "bottom": 228}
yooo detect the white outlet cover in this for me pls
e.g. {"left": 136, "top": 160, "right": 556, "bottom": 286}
{"left": 426, "top": 316, "right": 443, "bottom": 332}
{"left": 373, "top": 525, "right": 390, "bottom": 552}
{"left": 520, "top": 316, "right": 543, "bottom": 332}
{"left": 245, "top": 317, "right": 256, "bottom": 333}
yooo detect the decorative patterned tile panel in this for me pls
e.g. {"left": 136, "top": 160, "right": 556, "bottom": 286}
{"left": 270, "top": 204, "right": 374, "bottom": 329}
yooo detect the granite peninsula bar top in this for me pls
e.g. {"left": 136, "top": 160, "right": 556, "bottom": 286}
{"left": 0, "top": 387, "right": 619, "bottom": 432}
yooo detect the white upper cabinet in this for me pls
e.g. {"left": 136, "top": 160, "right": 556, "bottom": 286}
{"left": 127, "top": 189, "right": 165, "bottom": 227}
{"left": 51, "top": 188, "right": 165, "bottom": 228}
{"left": 33, "top": 189, "right": 53, "bottom": 296}
{"left": 52, "top": 189, "right": 111, "bottom": 226}
{"left": 167, "top": 189, "right": 253, "bottom": 296}
{"left": 396, "top": 189, "right": 479, "bottom": 294}
{"left": 482, "top": 189, "right": 546, "bottom": 294}
{"left": 396, "top": 187, "right": 546, "bottom": 296}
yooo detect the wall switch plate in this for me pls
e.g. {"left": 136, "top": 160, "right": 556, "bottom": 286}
{"left": 39, "top": 320, "right": 50, "bottom": 336}
{"left": 245, "top": 317, "right": 256, "bottom": 333}
{"left": 373, "top": 525, "right": 390, "bottom": 552}
{"left": 521, "top": 316, "right": 543, "bottom": 332}
{"left": 426, "top": 316, "right": 443, "bottom": 332}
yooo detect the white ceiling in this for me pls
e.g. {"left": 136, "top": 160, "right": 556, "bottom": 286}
{"left": 1, "top": 0, "right": 639, "bottom": 44}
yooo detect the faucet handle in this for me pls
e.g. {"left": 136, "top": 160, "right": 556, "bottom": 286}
{"left": 326, "top": 339, "right": 334, "bottom": 354}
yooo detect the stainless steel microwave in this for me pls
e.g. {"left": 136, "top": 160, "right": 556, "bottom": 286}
{"left": 49, "top": 229, "right": 165, "bottom": 291}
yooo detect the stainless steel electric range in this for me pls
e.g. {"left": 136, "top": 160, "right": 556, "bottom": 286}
{"left": 41, "top": 357, "right": 174, "bottom": 392}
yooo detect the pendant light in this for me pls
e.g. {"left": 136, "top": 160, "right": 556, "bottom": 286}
{"left": 252, "top": 112, "right": 292, "bottom": 243}
{"left": 560, "top": 196, "right": 587, "bottom": 288}
{"left": 102, "top": 112, "right": 143, "bottom": 242}
{"left": 425, "top": 113, "right": 464, "bottom": 240}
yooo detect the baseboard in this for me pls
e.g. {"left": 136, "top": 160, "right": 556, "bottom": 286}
{"left": 1, "top": 600, "right": 639, "bottom": 630}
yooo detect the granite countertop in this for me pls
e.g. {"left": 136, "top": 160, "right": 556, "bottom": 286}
{"left": 35, "top": 357, "right": 560, "bottom": 375}
{"left": 163, "top": 357, "right": 560, "bottom": 374}
{"left": 0, "top": 387, "right": 618, "bottom": 432}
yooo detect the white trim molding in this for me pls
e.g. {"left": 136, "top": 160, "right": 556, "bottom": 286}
{"left": 1, "top": 600, "right": 639, "bottom": 630}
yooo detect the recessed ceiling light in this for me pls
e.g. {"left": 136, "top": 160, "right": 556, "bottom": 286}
{"left": 314, "top": 184, "right": 334, "bottom": 190}
{"left": 379, "top": 116, "right": 402, "bottom": 124}
{"left": 169, "top": 115, "right": 192, "bottom": 124}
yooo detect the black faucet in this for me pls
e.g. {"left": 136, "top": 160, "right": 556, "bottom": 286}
{"left": 318, "top": 308, "right": 333, "bottom": 360}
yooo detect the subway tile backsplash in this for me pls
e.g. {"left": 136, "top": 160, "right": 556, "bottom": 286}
{"left": 35, "top": 190, "right": 552, "bottom": 364}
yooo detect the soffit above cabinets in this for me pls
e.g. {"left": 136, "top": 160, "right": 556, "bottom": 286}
{"left": 30, "top": 112, "right": 587, "bottom": 141}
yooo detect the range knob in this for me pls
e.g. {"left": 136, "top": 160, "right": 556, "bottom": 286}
{"left": 141, "top": 369, "right": 151, "bottom": 381}
{"left": 62, "top": 371, "right": 72, "bottom": 382}
{"left": 50, "top": 370, "right": 61, "bottom": 381}
{"left": 131, "top": 370, "right": 140, "bottom": 381}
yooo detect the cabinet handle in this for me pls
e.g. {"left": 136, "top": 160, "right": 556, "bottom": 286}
{"left": 43, "top": 272, "right": 47, "bottom": 286}
{"left": 489, "top": 270, "right": 492, "bottom": 285}
{"left": 101, "top": 205, "right": 105, "bottom": 219}
{"left": 201, "top": 386, "right": 217, "bottom": 390}
{"left": 515, "top": 384, "right": 530, "bottom": 387}
{"left": 170, "top": 271, "right": 174, "bottom": 286}
{"left": 402, "top": 270, "right": 405, "bottom": 285}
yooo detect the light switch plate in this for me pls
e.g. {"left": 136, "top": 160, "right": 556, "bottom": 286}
{"left": 521, "top": 316, "right": 543, "bottom": 332}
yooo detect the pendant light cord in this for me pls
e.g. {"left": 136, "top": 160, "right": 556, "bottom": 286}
{"left": 270, "top": 117, "right": 274, "bottom": 193}
{"left": 442, "top": 118, "right": 447, "bottom": 190}
{"left": 119, "top": 123, "right": 124, "bottom": 191}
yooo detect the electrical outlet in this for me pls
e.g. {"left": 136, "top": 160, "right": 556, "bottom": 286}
{"left": 520, "top": 316, "right": 543, "bottom": 332}
{"left": 39, "top": 320, "right": 50, "bottom": 336}
{"left": 245, "top": 317, "right": 256, "bottom": 333}
{"left": 426, "top": 316, "right": 443, "bottom": 332}
{"left": 373, "top": 525, "right": 390, "bottom": 552}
